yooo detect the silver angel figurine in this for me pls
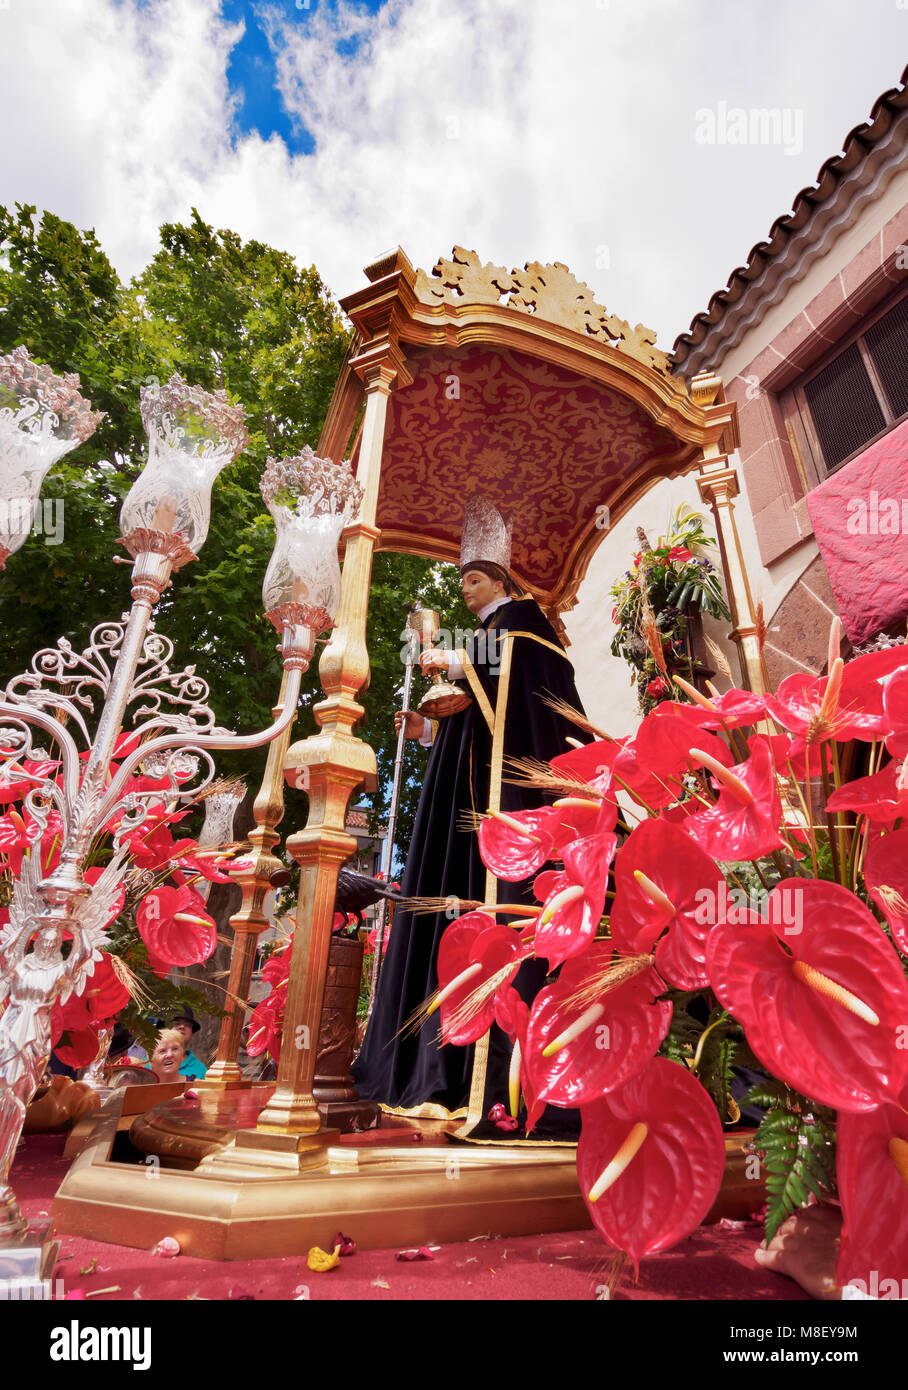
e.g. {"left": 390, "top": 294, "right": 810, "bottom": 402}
{"left": 0, "top": 811, "right": 128, "bottom": 1237}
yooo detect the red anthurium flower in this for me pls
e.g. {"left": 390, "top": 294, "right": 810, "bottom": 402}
{"left": 436, "top": 914, "right": 526, "bottom": 1047}
{"left": 137, "top": 884, "right": 217, "bottom": 967}
{"left": 685, "top": 735, "right": 785, "bottom": 860}
{"left": 54, "top": 952, "right": 131, "bottom": 1038}
{"left": 262, "top": 941, "right": 293, "bottom": 989}
{"left": 707, "top": 879, "right": 908, "bottom": 1112}
{"left": 477, "top": 808, "right": 557, "bottom": 882}
{"left": 0, "top": 755, "right": 59, "bottom": 805}
{"left": 660, "top": 682, "right": 767, "bottom": 732}
{"left": 523, "top": 944, "right": 670, "bottom": 1112}
{"left": 550, "top": 739, "right": 624, "bottom": 795}
{"left": 826, "top": 757, "right": 908, "bottom": 827}
{"left": 110, "top": 803, "right": 191, "bottom": 864}
{"left": 533, "top": 832, "right": 616, "bottom": 968}
{"left": 666, "top": 545, "right": 693, "bottom": 562}
{"left": 836, "top": 1077, "right": 908, "bottom": 1297}
{"left": 633, "top": 710, "right": 732, "bottom": 778}
{"left": 547, "top": 795, "right": 617, "bottom": 853}
{"left": 246, "top": 985, "right": 286, "bottom": 1062}
{"left": 616, "top": 716, "right": 731, "bottom": 811}
{"left": 865, "top": 827, "right": 908, "bottom": 956}
{"left": 577, "top": 1057, "right": 726, "bottom": 1273}
{"left": 843, "top": 643, "right": 908, "bottom": 684}
{"left": 766, "top": 668, "right": 886, "bottom": 742}
{"left": 610, "top": 819, "right": 726, "bottom": 989}
{"left": 80, "top": 951, "right": 132, "bottom": 1018}
{"left": 0, "top": 807, "right": 64, "bottom": 876}
{"left": 54, "top": 1026, "right": 105, "bottom": 1070}
{"left": 173, "top": 846, "right": 235, "bottom": 883}
{"left": 884, "top": 668, "right": 908, "bottom": 759}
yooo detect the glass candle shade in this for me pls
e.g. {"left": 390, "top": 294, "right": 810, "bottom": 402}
{"left": 260, "top": 448, "right": 363, "bottom": 632}
{"left": 0, "top": 346, "right": 103, "bottom": 566}
{"left": 119, "top": 375, "right": 248, "bottom": 568}
{"left": 198, "top": 779, "right": 246, "bottom": 850}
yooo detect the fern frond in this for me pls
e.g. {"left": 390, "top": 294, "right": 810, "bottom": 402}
{"left": 745, "top": 1084, "right": 837, "bottom": 1243}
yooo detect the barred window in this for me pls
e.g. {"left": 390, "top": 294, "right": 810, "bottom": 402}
{"left": 786, "top": 291, "right": 908, "bottom": 479}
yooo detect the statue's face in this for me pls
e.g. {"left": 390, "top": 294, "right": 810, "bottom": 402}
{"left": 33, "top": 928, "right": 59, "bottom": 961}
{"left": 461, "top": 569, "right": 505, "bottom": 614}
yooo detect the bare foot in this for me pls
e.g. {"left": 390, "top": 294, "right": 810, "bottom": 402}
{"left": 753, "top": 1203, "right": 842, "bottom": 1300}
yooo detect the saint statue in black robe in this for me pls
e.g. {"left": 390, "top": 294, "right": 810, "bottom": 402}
{"left": 353, "top": 575, "right": 588, "bottom": 1128}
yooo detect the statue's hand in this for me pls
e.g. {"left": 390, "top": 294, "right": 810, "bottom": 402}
{"left": 395, "top": 710, "right": 427, "bottom": 740}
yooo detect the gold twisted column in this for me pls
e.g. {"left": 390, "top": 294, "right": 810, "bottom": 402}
{"left": 691, "top": 371, "right": 764, "bottom": 695}
{"left": 255, "top": 357, "right": 402, "bottom": 1138}
{"left": 202, "top": 671, "right": 296, "bottom": 1089}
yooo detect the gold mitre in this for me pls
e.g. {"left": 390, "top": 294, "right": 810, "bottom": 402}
{"left": 459, "top": 494, "right": 512, "bottom": 578}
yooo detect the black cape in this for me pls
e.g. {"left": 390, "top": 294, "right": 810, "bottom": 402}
{"left": 353, "top": 597, "right": 589, "bottom": 1115}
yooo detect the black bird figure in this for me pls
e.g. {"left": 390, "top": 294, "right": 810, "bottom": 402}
{"left": 334, "top": 868, "right": 407, "bottom": 926}
{"left": 268, "top": 865, "right": 406, "bottom": 929}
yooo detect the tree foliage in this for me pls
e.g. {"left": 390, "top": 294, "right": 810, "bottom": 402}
{"left": 0, "top": 205, "right": 465, "bottom": 856}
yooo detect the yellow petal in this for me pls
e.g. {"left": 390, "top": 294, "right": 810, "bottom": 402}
{"left": 307, "top": 1244, "right": 342, "bottom": 1272}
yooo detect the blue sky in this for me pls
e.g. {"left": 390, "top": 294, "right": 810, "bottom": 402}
{"left": 222, "top": 0, "right": 385, "bottom": 151}
{"left": 1, "top": 0, "right": 905, "bottom": 346}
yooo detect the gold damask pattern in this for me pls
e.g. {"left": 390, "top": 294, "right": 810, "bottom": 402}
{"left": 414, "top": 247, "right": 676, "bottom": 381}
{"left": 377, "top": 345, "right": 678, "bottom": 592}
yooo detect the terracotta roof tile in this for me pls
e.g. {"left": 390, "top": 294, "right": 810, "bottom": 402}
{"left": 672, "top": 64, "right": 908, "bottom": 370}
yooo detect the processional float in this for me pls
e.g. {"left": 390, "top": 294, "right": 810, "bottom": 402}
{"left": 47, "top": 246, "right": 757, "bottom": 1257}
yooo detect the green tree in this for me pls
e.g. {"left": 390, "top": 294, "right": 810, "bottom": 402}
{"left": 0, "top": 205, "right": 464, "bottom": 853}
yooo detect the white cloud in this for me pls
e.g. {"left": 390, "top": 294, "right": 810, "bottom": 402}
{"left": 0, "top": 0, "right": 904, "bottom": 346}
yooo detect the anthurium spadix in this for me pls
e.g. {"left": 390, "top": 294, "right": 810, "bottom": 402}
{"left": 493, "top": 986, "right": 542, "bottom": 1128}
{"left": 836, "top": 1077, "right": 908, "bottom": 1297}
{"left": 533, "top": 832, "right": 617, "bottom": 968}
{"left": 685, "top": 735, "right": 786, "bottom": 861}
{"left": 706, "top": 879, "right": 908, "bottom": 1112}
{"left": 523, "top": 943, "right": 671, "bottom": 1112}
{"left": 609, "top": 819, "right": 726, "bottom": 990}
{"left": 577, "top": 1057, "right": 726, "bottom": 1273}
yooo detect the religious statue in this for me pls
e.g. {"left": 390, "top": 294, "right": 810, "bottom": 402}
{"left": 353, "top": 495, "right": 589, "bottom": 1133}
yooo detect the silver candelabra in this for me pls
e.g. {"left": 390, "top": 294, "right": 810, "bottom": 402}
{"left": 0, "top": 352, "right": 361, "bottom": 1263}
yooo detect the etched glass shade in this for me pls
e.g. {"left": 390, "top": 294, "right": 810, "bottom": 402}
{"left": 0, "top": 346, "right": 103, "bottom": 566}
{"left": 119, "top": 375, "right": 248, "bottom": 567}
{"left": 198, "top": 779, "right": 246, "bottom": 850}
{"left": 260, "top": 448, "right": 363, "bottom": 632}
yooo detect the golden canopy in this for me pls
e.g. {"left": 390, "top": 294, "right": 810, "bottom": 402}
{"left": 319, "top": 245, "right": 739, "bottom": 620}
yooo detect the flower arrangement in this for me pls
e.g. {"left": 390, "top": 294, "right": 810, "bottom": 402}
{"left": 609, "top": 504, "right": 731, "bottom": 714}
{"left": 0, "top": 740, "right": 240, "bottom": 1065}
{"left": 430, "top": 620, "right": 908, "bottom": 1295}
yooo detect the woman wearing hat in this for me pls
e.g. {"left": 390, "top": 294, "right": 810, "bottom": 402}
{"left": 167, "top": 1005, "right": 207, "bottom": 1080}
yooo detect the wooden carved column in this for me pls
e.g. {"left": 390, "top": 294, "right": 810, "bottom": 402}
{"left": 692, "top": 371, "right": 764, "bottom": 695}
